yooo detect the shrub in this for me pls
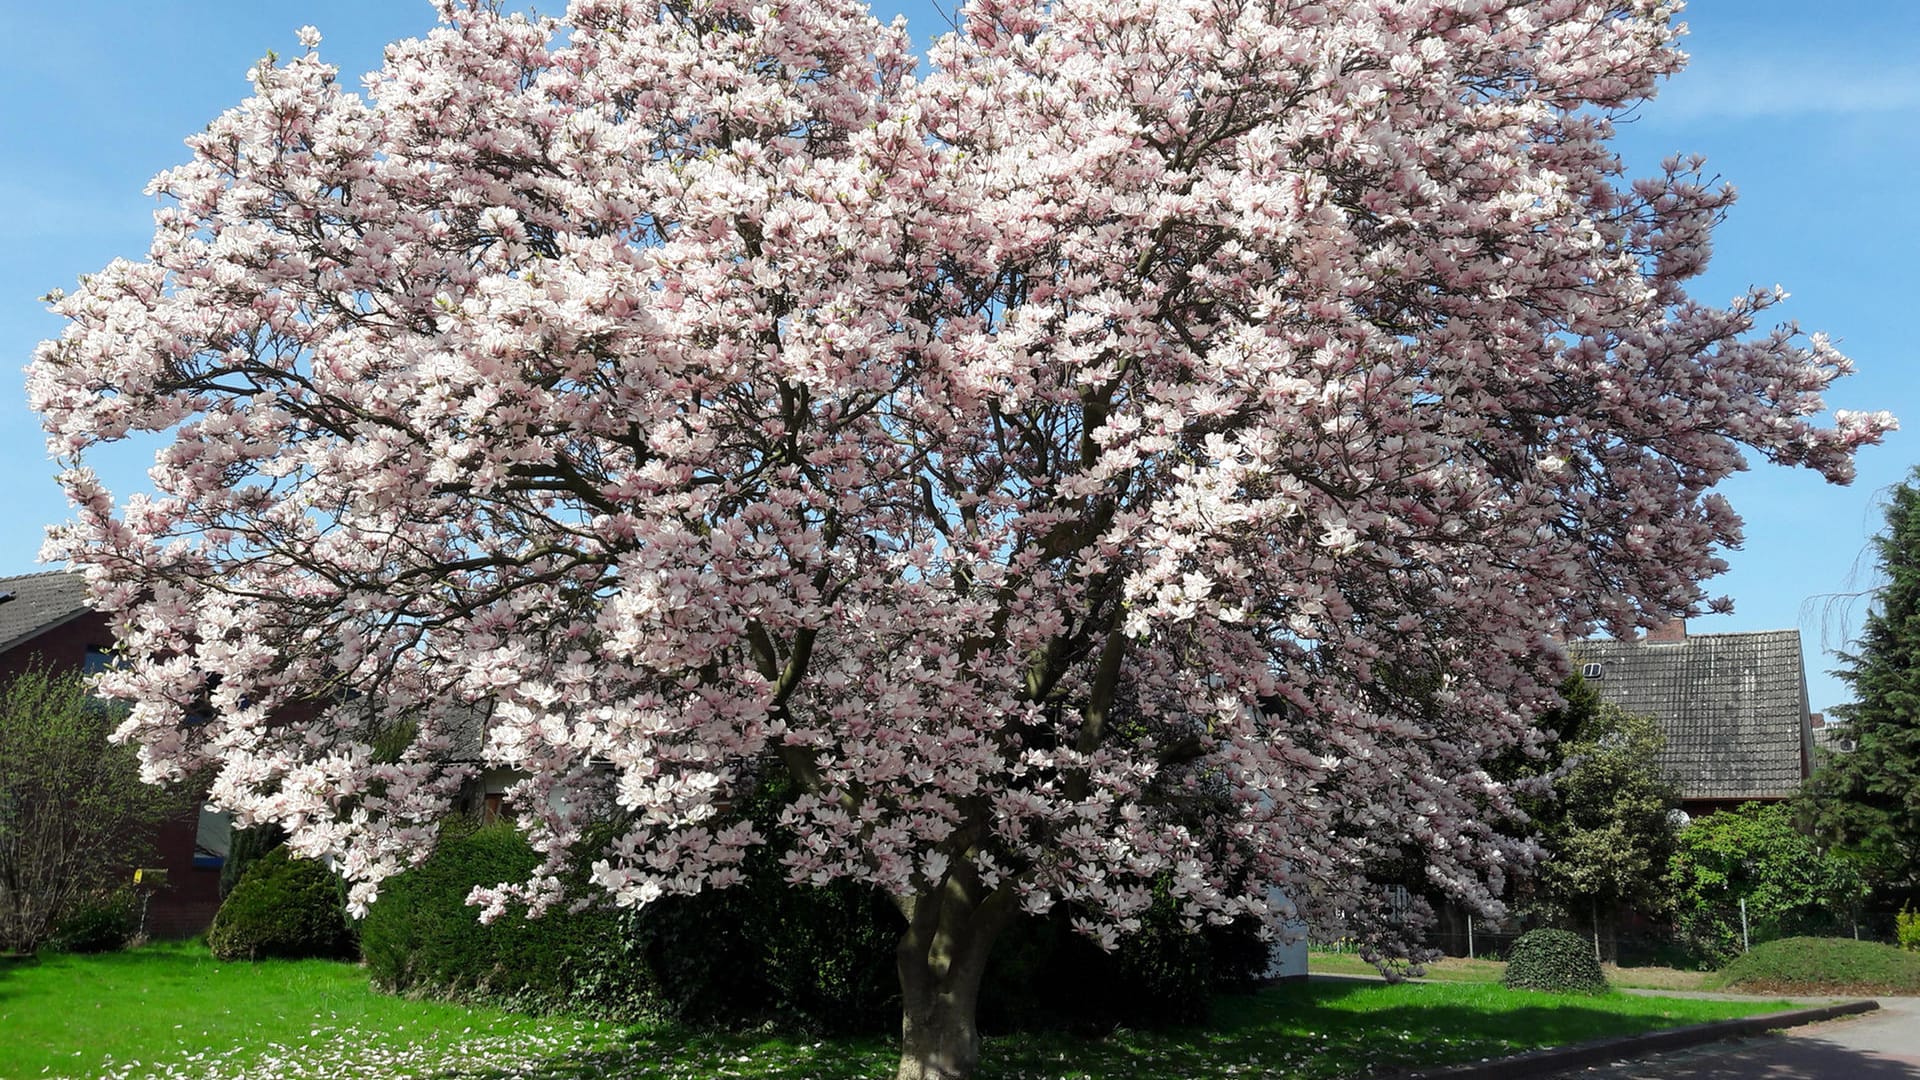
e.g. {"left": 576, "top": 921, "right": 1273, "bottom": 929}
{"left": 1717, "top": 936, "right": 1920, "bottom": 995}
{"left": 363, "top": 794, "right": 1267, "bottom": 1034}
{"left": 362, "top": 815, "right": 901, "bottom": 1030}
{"left": 360, "top": 822, "right": 654, "bottom": 1020}
{"left": 627, "top": 858, "right": 902, "bottom": 1032}
{"left": 207, "top": 847, "right": 355, "bottom": 961}
{"left": 1898, "top": 904, "right": 1920, "bottom": 953}
{"left": 219, "top": 823, "right": 285, "bottom": 900}
{"left": 1666, "top": 802, "right": 1865, "bottom": 963}
{"left": 619, "top": 773, "right": 904, "bottom": 1033}
{"left": 0, "top": 667, "right": 185, "bottom": 954}
{"left": 50, "top": 890, "right": 136, "bottom": 953}
{"left": 1502, "top": 928, "right": 1608, "bottom": 994}
{"left": 979, "top": 892, "right": 1271, "bottom": 1033}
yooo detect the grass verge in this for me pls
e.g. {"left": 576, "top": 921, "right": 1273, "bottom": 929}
{"left": 2, "top": 942, "right": 1795, "bottom": 1079}
{"left": 1306, "top": 949, "right": 1712, "bottom": 992}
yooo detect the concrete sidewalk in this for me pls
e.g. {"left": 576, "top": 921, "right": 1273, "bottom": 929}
{"left": 1544, "top": 995, "right": 1920, "bottom": 1079}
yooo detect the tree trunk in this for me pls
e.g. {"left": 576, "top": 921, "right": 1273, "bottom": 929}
{"left": 897, "top": 977, "right": 988, "bottom": 1080}
{"left": 892, "top": 865, "right": 1014, "bottom": 1080}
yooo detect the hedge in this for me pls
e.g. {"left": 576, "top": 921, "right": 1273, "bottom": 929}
{"left": 359, "top": 822, "right": 653, "bottom": 1020}
{"left": 1717, "top": 936, "right": 1920, "bottom": 995}
{"left": 364, "top": 812, "right": 1270, "bottom": 1034}
{"left": 50, "top": 890, "right": 136, "bottom": 953}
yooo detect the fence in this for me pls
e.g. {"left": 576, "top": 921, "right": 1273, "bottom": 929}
{"left": 1314, "top": 904, "right": 1911, "bottom": 968}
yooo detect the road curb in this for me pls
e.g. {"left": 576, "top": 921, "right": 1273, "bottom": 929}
{"left": 1394, "top": 999, "right": 1881, "bottom": 1079}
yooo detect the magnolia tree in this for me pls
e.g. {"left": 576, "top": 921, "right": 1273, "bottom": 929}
{"left": 29, "top": 0, "right": 1890, "bottom": 1075}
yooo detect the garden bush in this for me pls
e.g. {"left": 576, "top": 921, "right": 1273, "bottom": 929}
{"left": 361, "top": 814, "right": 902, "bottom": 1030}
{"left": 360, "top": 821, "right": 653, "bottom": 1020}
{"left": 1666, "top": 802, "right": 1864, "bottom": 963}
{"left": 1717, "top": 936, "right": 1920, "bottom": 995}
{"left": 1898, "top": 904, "right": 1920, "bottom": 952}
{"left": 979, "top": 890, "right": 1271, "bottom": 1033}
{"left": 50, "top": 890, "right": 136, "bottom": 953}
{"left": 219, "top": 823, "right": 285, "bottom": 900}
{"left": 363, "top": 784, "right": 1270, "bottom": 1034}
{"left": 625, "top": 853, "right": 903, "bottom": 1032}
{"left": 206, "top": 847, "right": 356, "bottom": 961}
{"left": 623, "top": 773, "right": 1263, "bottom": 1034}
{"left": 1502, "top": 928, "right": 1608, "bottom": 994}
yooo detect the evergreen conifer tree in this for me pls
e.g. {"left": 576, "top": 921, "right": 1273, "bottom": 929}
{"left": 1809, "top": 475, "right": 1920, "bottom": 900}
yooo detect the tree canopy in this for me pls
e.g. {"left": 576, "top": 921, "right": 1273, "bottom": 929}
{"left": 0, "top": 668, "right": 183, "bottom": 954}
{"left": 1808, "top": 472, "right": 1920, "bottom": 901}
{"left": 28, "top": 1, "right": 1890, "bottom": 1075}
{"left": 1668, "top": 802, "right": 1865, "bottom": 962}
{"left": 1532, "top": 699, "right": 1677, "bottom": 936}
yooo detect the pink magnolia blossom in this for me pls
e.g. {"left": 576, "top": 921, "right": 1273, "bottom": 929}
{"left": 29, "top": 1, "right": 1891, "bottom": 1076}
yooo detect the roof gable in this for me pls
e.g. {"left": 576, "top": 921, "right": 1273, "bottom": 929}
{"left": 1569, "top": 629, "right": 1810, "bottom": 802}
{"left": 0, "top": 570, "right": 92, "bottom": 658}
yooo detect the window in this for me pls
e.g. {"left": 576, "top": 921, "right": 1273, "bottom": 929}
{"left": 1580, "top": 662, "right": 1604, "bottom": 680}
{"left": 193, "top": 805, "right": 231, "bottom": 868}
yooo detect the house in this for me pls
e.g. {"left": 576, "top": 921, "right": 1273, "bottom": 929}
{"left": 1810, "top": 711, "right": 1857, "bottom": 754}
{"left": 1568, "top": 621, "right": 1814, "bottom": 817}
{"left": 0, "top": 569, "right": 228, "bottom": 938}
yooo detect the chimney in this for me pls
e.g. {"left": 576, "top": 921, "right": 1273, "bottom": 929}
{"left": 1644, "top": 618, "right": 1687, "bottom": 644}
{"left": 1810, "top": 711, "right": 1826, "bottom": 730}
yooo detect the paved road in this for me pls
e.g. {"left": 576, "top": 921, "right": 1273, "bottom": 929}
{"left": 1548, "top": 996, "right": 1920, "bottom": 1079}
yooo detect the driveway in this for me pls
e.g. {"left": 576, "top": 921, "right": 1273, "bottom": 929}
{"left": 1547, "top": 995, "right": 1920, "bottom": 1079}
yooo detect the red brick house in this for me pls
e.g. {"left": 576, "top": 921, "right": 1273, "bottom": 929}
{"left": 0, "top": 569, "right": 225, "bottom": 938}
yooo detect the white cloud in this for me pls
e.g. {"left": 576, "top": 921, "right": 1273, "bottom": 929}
{"left": 1649, "top": 51, "right": 1920, "bottom": 123}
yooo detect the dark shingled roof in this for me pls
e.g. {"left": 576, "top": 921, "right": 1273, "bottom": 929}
{"left": 0, "top": 570, "right": 90, "bottom": 658}
{"left": 1568, "top": 630, "right": 1811, "bottom": 803}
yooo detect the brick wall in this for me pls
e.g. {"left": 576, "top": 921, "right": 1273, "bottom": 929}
{"left": 0, "top": 609, "right": 112, "bottom": 681}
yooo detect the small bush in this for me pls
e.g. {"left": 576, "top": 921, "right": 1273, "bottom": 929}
{"left": 1718, "top": 936, "right": 1920, "bottom": 995}
{"left": 1502, "top": 928, "right": 1608, "bottom": 994}
{"left": 629, "top": 862, "right": 901, "bottom": 1033}
{"left": 207, "top": 847, "right": 355, "bottom": 961}
{"left": 50, "top": 890, "right": 136, "bottom": 953}
{"left": 1897, "top": 904, "right": 1920, "bottom": 953}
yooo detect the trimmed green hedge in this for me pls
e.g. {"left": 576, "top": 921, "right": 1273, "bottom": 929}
{"left": 981, "top": 893, "right": 1269, "bottom": 1033}
{"left": 220, "top": 824, "right": 286, "bottom": 900}
{"left": 364, "top": 814, "right": 1269, "bottom": 1033}
{"left": 1502, "top": 928, "right": 1608, "bottom": 994}
{"left": 362, "top": 818, "right": 902, "bottom": 1029}
{"left": 207, "top": 847, "right": 356, "bottom": 961}
{"left": 360, "top": 822, "right": 652, "bottom": 1019}
{"left": 1717, "top": 936, "right": 1920, "bottom": 995}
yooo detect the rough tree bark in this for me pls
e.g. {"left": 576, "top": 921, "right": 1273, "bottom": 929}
{"left": 892, "top": 859, "right": 1017, "bottom": 1080}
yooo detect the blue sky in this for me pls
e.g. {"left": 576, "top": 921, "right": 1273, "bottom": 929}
{"left": 1, "top": 1, "right": 1914, "bottom": 713}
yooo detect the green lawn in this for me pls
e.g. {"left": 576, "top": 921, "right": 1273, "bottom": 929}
{"left": 1306, "top": 949, "right": 1509, "bottom": 983}
{"left": 1, "top": 943, "right": 1798, "bottom": 1080}
{"left": 1306, "top": 948, "right": 1716, "bottom": 992}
